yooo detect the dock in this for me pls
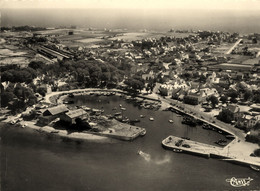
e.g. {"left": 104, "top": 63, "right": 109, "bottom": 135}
{"left": 162, "top": 136, "right": 260, "bottom": 170}
{"left": 162, "top": 135, "right": 224, "bottom": 158}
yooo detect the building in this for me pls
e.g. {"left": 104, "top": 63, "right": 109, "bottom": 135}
{"left": 236, "top": 115, "right": 260, "bottom": 130}
{"left": 38, "top": 105, "right": 68, "bottom": 125}
{"left": 199, "top": 88, "right": 219, "bottom": 98}
{"left": 60, "top": 109, "right": 89, "bottom": 124}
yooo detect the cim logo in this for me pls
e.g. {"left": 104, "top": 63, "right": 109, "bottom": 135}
{"left": 226, "top": 177, "right": 253, "bottom": 187}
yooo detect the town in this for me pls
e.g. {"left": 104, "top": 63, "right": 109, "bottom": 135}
{"left": 1, "top": 25, "right": 260, "bottom": 171}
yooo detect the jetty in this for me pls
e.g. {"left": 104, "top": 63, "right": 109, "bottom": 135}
{"left": 162, "top": 136, "right": 260, "bottom": 170}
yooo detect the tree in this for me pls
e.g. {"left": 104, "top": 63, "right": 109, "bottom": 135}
{"left": 183, "top": 95, "right": 199, "bottom": 105}
{"left": 124, "top": 77, "right": 145, "bottom": 93}
{"left": 220, "top": 95, "right": 228, "bottom": 103}
{"left": 159, "top": 88, "right": 168, "bottom": 96}
{"left": 28, "top": 61, "right": 46, "bottom": 70}
{"left": 217, "top": 109, "right": 234, "bottom": 123}
{"left": 244, "top": 90, "right": 253, "bottom": 101}
{"left": 37, "top": 87, "right": 47, "bottom": 97}
{"left": 253, "top": 94, "right": 260, "bottom": 103}
{"left": 208, "top": 95, "right": 219, "bottom": 108}
{"left": 227, "top": 89, "right": 239, "bottom": 98}
{"left": 1, "top": 91, "right": 16, "bottom": 107}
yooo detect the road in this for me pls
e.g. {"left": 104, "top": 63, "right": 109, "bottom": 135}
{"left": 225, "top": 38, "right": 243, "bottom": 54}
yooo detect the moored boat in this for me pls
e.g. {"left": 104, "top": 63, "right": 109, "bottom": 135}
{"left": 149, "top": 117, "right": 154, "bottom": 121}
{"left": 173, "top": 148, "right": 183, "bottom": 153}
{"left": 226, "top": 135, "right": 235, "bottom": 139}
{"left": 250, "top": 165, "right": 260, "bottom": 172}
{"left": 168, "top": 119, "right": 174, "bottom": 123}
{"left": 140, "top": 129, "right": 146, "bottom": 136}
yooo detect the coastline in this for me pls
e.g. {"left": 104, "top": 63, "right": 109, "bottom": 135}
{"left": 2, "top": 88, "right": 260, "bottom": 169}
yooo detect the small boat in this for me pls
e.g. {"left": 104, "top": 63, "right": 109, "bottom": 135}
{"left": 226, "top": 135, "right": 235, "bottom": 139}
{"left": 119, "top": 104, "right": 122, "bottom": 107}
{"left": 140, "top": 129, "right": 146, "bottom": 136}
{"left": 173, "top": 148, "right": 183, "bottom": 153}
{"left": 114, "top": 112, "right": 122, "bottom": 116}
{"left": 140, "top": 115, "right": 145, "bottom": 118}
{"left": 122, "top": 118, "right": 130, "bottom": 123}
{"left": 250, "top": 165, "right": 260, "bottom": 172}
{"left": 51, "top": 130, "right": 59, "bottom": 133}
{"left": 121, "top": 107, "right": 126, "bottom": 111}
{"left": 149, "top": 117, "right": 154, "bottom": 121}
{"left": 169, "top": 119, "right": 174, "bottom": 123}
{"left": 215, "top": 141, "right": 227, "bottom": 146}
{"left": 132, "top": 119, "right": 140, "bottom": 123}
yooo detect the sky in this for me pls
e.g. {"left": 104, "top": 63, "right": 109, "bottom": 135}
{"left": 1, "top": 0, "right": 260, "bottom": 10}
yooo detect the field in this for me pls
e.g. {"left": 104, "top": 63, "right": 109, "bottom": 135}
{"left": 40, "top": 28, "right": 196, "bottom": 47}
{"left": 0, "top": 38, "right": 34, "bottom": 66}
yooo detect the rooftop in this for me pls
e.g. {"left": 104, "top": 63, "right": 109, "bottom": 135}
{"left": 65, "top": 109, "right": 88, "bottom": 119}
{"left": 45, "top": 105, "right": 68, "bottom": 115}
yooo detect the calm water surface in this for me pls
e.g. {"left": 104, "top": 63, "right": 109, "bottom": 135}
{"left": 1, "top": 95, "right": 259, "bottom": 191}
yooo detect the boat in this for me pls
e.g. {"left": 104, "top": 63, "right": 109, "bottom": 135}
{"left": 202, "top": 124, "right": 212, "bottom": 130}
{"left": 140, "top": 115, "right": 145, "bottom": 118}
{"left": 121, "top": 107, "right": 126, "bottom": 111}
{"left": 63, "top": 100, "right": 74, "bottom": 104}
{"left": 51, "top": 130, "right": 59, "bottom": 133}
{"left": 215, "top": 140, "right": 227, "bottom": 146}
{"left": 181, "top": 137, "right": 190, "bottom": 140}
{"left": 168, "top": 119, "right": 174, "bottom": 123}
{"left": 132, "top": 119, "right": 140, "bottom": 123}
{"left": 173, "top": 148, "right": 183, "bottom": 153}
{"left": 114, "top": 112, "right": 122, "bottom": 116}
{"left": 226, "top": 135, "right": 235, "bottom": 139}
{"left": 119, "top": 104, "right": 122, "bottom": 107}
{"left": 250, "top": 165, "right": 260, "bottom": 172}
{"left": 121, "top": 118, "right": 130, "bottom": 123}
{"left": 149, "top": 117, "right": 154, "bottom": 121}
{"left": 140, "top": 129, "right": 146, "bottom": 136}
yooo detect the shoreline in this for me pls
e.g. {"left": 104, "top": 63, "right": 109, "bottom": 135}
{"left": 2, "top": 88, "right": 260, "bottom": 169}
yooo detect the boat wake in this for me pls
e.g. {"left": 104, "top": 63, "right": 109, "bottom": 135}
{"left": 138, "top": 151, "right": 171, "bottom": 164}
{"left": 154, "top": 155, "right": 171, "bottom": 165}
{"left": 138, "top": 151, "right": 151, "bottom": 162}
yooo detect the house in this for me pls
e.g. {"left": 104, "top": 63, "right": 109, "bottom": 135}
{"left": 199, "top": 88, "right": 219, "bottom": 98}
{"left": 38, "top": 105, "right": 68, "bottom": 125}
{"left": 43, "top": 105, "right": 68, "bottom": 116}
{"left": 60, "top": 109, "right": 89, "bottom": 124}
{"left": 236, "top": 115, "right": 260, "bottom": 130}
{"left": 227, "top": 104, "right": 240, "bottom": 114}
{"left": 207, "top": 72, "right": 220, "bottom": 84}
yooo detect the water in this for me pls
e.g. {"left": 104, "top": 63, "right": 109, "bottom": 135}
{"left": 2, "top": 8, "right": 260, "bottom": 33}
{"left": 1, "top": 95, "right": 259, "bottom": 191}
